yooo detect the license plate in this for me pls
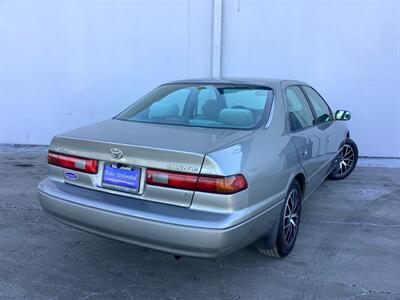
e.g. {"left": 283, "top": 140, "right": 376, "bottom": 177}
{"left": 102, "top": 163, "right": 141, "bottom": 193}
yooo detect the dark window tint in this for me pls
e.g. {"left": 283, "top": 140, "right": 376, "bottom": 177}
{"left": 302, "top": 86, "right": 332, "bottom": 124}
{"left": 286, "top": 86, "right": 315, "bottom": 131}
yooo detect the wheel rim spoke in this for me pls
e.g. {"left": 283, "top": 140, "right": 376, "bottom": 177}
{"left": 283, "top": 189, "right": 301, "bottom": 245}
{"left": 336, "top": 144, "right": 354, "bottom": 175}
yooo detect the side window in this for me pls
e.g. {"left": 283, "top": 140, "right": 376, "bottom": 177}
{"left": 302, "top": 86, "right": 332, "bottom": 124}
{"left": 286, "top": 86, "right": 315, "bottom": 131}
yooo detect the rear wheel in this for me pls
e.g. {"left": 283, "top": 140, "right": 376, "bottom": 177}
{"left": 328, "top": 138, "right": 358, "bottom": 180}
{"left": 257, "top": 180, "right": 302, "bottom": 257}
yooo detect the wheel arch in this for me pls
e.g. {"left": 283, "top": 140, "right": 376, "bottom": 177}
{"left": 284, "top": 167, "right": 306, "bottom": 201}
{"left": 294, "top": 173, "right": 305, "bottom": 196}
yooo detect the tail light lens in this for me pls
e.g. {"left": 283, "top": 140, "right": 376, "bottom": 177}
{"left": 146, "top": 169, "right": 247, "bottom": 194}
{"left": 146, "top": 169, "right": 198, "bottom": 190}
{"left": 196, "top": 174, "right": 248, "bottom": 194}
{"left": 48, "top": 151, "right": 98, "bottom": 174}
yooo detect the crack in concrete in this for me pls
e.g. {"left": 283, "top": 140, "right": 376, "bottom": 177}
{"left": 0, "top": 245, "right": 23, "bottom": 260}
{"left": 78, "top": 273, "right": 164, "bottom": 300}
{"left": 0, "top": 204, "right": 41, "bottom": 211}
{"left": 302, "top": 219, "right": 400, "bottom": 228}
{"left": 211, "top": 264, "right": 400, "bottom": 298}
{"left": 261, "top": 265, "right": 400, "bottom": 297}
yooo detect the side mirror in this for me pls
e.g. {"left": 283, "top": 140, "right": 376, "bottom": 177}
{"left": 335, "top": 110, "right": 351, "bottom": 121}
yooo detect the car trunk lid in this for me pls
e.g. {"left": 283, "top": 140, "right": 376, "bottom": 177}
{"left": 48, "top": 119, "right": 253, "bottom": 207}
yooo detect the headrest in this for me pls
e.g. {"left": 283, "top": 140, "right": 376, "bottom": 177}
{"left": 148, "top": 102, "right": 179, "bottom": 119}
{"left": 202, "top": 99, "right": 224, "bottom": 116}
{"left": 219, "top": 108, "right": 254, "bottom": 127}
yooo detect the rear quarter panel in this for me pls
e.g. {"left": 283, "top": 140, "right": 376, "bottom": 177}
{"left": 192, "top": 88, "right": 304, "bottom": 218}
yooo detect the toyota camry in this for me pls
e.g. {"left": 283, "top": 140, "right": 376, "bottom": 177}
{"left": 37, "top": 78, "right": 358, "bottom": 258}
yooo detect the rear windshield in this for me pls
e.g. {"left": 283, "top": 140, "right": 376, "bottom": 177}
{"left": 116, "top": 83, "right": 274, "bottom": 129}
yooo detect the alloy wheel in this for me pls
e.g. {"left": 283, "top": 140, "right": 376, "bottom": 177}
{"left": 336, "top": 144, "right": 355, "bottom": 175}
{"left": 283, "top": 189, "right": 300, "bottom": 246}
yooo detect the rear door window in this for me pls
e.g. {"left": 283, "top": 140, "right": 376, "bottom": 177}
{"left": 302, "top": 86, "right": 333, "bottom": 124}
{"left": 286, "top": 86, "right": 315, "bottom": 131}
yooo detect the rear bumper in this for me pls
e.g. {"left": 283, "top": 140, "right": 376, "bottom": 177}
{"left": 37, "top": 177, "right": 282, "bottom": 257}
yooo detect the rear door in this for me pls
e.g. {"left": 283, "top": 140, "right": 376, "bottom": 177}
{"left": 285, "top": 86, "right": 326, "bottom": 193}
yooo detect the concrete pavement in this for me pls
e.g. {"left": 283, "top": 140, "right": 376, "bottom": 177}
{"left": 0, "top": 146, "right": 399, "bottom": 299}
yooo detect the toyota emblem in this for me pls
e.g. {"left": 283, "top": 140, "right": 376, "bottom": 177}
{"left": 110, "top": 148, "right": 123, "bottom": 159}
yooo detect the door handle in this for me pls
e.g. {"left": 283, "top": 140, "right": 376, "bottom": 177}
{"left": 326, "top": 135, "right": 331, "bottom": 142}
{"left": 302, "top": 149, "right": 308, "bottom": 157}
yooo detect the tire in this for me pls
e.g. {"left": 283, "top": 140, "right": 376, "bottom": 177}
{"left": 256, "top": 180, "right": 302, "bottom": 258}
{"left": 328, "top": 138, "right": 358, "bottom": 180}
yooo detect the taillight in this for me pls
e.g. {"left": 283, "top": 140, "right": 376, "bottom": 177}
{"left": 146, "top": 169, "right": 198, "bottom": 190}
{"left": 48, "top": 151, "right": 98, "bottom": 174}
{"left": 196, "top": 174, "right": 248, "bottom": 194}
{"left": 146, "top": 169, "right": 247, "bottom": 194}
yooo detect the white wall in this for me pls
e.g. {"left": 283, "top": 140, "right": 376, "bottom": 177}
{"left": 0, "top": 0, "right": 399, "bottom": 157}
{"left": 222, "top": 0, "right": 400, "bottom": 157}
{"left": 0, "top": 0, "right": 213, "bottom": 145}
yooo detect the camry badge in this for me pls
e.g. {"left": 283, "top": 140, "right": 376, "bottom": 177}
{"left": 110, "top": 148, "right": 123, "bottom": 159}
{"left": 167, "top": 163, "right": 197, "bottom": 172}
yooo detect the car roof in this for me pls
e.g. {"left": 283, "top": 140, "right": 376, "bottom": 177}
{"left": 165, "top": 77, "right": 310, "bottom": 89}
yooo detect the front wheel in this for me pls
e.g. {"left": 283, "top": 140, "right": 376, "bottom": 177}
{"left": 256, "top": 180, "right": 302, "bottom": 258}
{"left": 328, "top": 138, "right": 358, "bottom": 180}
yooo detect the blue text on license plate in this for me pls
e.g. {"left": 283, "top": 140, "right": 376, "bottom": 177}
{"left": 102, "top": 164, "right": 141, "bottom": 192}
